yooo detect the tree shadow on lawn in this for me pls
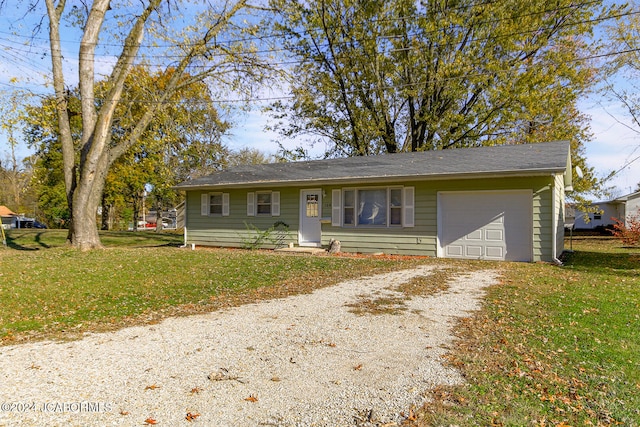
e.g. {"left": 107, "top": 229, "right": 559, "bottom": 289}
{"left": 98, "top": 230, "right": 184, "bottom": 248}
{"left": 563, "top": 249, "right": 640, "bottom": 276}
{"left": 4, "top": 233, "right": 44, "bottom": 251}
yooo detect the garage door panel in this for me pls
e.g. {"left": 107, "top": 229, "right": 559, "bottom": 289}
{"left": 485, "top": 246, "right": 504, "bottom": 259}
{"left": 485, "top": 229, "right": 503, "bottom": 241}
{"left": 467, "top": 230, "right": 483, "bottom": 240}
{"left": 489, "top": 216, "right": 504, "bottom": 225}
{"left": 438, "top": 191, "right": 532, "bottom": 261}
{"left": 465, "top": 246, "right": 483, "bottom": 257}
{"left": 446, "top": 245, "right": 463, "bottom": 257}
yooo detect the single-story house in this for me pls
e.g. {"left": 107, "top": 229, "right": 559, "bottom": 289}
{"left": 570, "top": 190, "right": 640, "bottom": 230}
{"left": 174, "top": 141, "right": 572, "bottom": 262}
{"left": 619, "top": 191, "right": 640, "bottom": 223}
{"left": 0, "top": 206, "right": 45, "bottom": 229}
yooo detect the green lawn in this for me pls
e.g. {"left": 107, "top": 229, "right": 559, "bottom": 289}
{"left": 0, "top": 229, "right": 426, "bottom": 343}
{"left": 2, "top": 230, "right": 638, "bottom": 425}
{"left": 420, "top": 236, "right": 640, "bottom": 427}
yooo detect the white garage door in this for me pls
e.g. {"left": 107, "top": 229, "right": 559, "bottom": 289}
{"left": 437, "top": 191, "right": 532, "bottom": 261}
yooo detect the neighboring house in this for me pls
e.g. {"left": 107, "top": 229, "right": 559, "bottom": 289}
{"left": 174, "top": 141, "right": 572, "bottom": 262}
{"left": 0, "top": 205, "right": 16, "bottom": 229}
{"left": 617, "top": 191, "right": 640, "bottom": 226}
{"left": 0, "top": 206, "right": 45, "bottom": 229}
{"left": 571, "top": 190, "right": 640, "bottom": 230}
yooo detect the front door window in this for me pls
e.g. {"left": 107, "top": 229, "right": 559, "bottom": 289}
{"left": 306, "top": 194, "right": 319, "bottom": 217}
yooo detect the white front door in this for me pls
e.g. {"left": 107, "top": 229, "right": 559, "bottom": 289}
{"left": 299, "top": 190, "right": 322, "bottom": 247}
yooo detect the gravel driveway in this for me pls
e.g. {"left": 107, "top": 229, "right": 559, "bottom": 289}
{"left": 0, "top": 265, "right": 498, "bottom": 427}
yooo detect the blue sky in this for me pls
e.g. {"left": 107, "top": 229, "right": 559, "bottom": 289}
{"left": 1, "top": 3, "right": 639, "bottom": 198}
{"left": 227, "top": 97, "right": 640, "bottom": 197}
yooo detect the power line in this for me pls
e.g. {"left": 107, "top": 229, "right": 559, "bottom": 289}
{"left": 0, "top": 2, "right": 635, "bottom": 66}
{"left": 0, "top": 3, "right": 637, "bottom": 104}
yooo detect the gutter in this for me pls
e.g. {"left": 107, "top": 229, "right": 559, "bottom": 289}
{"left": 173, "top": 168, "right": 567, "bottom": 192}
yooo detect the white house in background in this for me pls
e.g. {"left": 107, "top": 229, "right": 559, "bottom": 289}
{"left": 618, "top": 191, "right": 640, "bottom": 225}
{"left": 571, "top": 190, "right": 640, "bottom": 229}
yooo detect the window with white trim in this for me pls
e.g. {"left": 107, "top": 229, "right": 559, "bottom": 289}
{"left": 335, "top": 187, "right": 413, "bottom": 227}
{"left": 257, "top": 192, "right": 272, "bottom": 215}
{"left": 201, "top": 192, "right": 229, "bottom": 216}
{"left": 358, "top": 188, "right": 387, "bottom": 226}
{"left": 210, "top": 193, "right": 224, "bottom": 215}
{"left": 247, "top": 191, "right": 280, "bottom": 217}
{"left": 343, "top": 189, "right": 355, "bottom": 225}
{"left": 389, "top": 188, "right": 402, "bottom": 225}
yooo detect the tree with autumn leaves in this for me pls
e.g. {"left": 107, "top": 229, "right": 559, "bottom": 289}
{"left": 24, "top": 66, "right": 268, "bottom": 230}
{"left": 268, "top": 0, "right": 621, "bottom": 198}
{"left": 20, "top": 0, "right": 269, "bottom": 249}
{"left": 2, "top": 0, "right": 630, "bottom": 247}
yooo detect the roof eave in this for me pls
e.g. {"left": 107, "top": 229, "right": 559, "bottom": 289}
{"left": 173, "top": 168, "right": 566, "bottom": 191}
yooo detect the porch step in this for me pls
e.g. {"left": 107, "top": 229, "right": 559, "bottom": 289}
{"left": 274, "top": 246, "right": 326, "bottom": 255}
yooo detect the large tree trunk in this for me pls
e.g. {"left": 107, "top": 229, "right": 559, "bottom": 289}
{"left": 43, "top": 0, "right": 251, "bottom": 249}
{"left": 70, "top": 161, "right": 107, "bottom": 250}
{"left": 71, "top": 202, "right": 101, "bottom": 250}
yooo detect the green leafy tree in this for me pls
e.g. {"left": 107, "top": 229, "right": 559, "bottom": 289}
{"left": 24, "top": 67, "right": 231, "bottom": 231}
{"left": 268, "top": 0, "right": 619, "bottom": 198}
{"left": 1, "top": 0, "right": 271, "bottom": 249}
{"left": 99, "top": 66, "right": 231, "bottom": 231}
{"left": 0, "top": 90, "right": 36, "bottom": 214}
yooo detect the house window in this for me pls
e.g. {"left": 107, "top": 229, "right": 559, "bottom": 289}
{"left": 390, "top": 188, "right": 402, "bottom": 225}
{"left": 343, "top": 190, "right": 355, "bottom": 225}
{"left": 358, "top": 189, "right": 387, "bottom": 226}
{"left": 593, "top": 213, "right": 602, "bottom": 220}
{"left": 209, "top": 193, "right": 223, "bottom": 215}
{"left": 201, "top": 192, "right": 229, "bottom": 216}
{"left": 256, "top": 192, "right": 272, "bottom": 215}
{"left": 247, "top": 191, "right": 280, "bottom": 217}
{"left": 339, "top": 187, "right": 407, "bottom": 227}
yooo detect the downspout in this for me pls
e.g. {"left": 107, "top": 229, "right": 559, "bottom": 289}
{"left": 180, "top": 196, "right": 189, "bottom": 249}
{"left": 551, "top": 178, "right": 563, "bottom": 266}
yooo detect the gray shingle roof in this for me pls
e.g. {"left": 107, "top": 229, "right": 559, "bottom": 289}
{"left": 174, "top": 141, "right": 571, "bottom": 190}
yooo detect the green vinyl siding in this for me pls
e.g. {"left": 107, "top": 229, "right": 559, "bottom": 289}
{"left": 320, "top": 176, "right": 556, "bottom": 261}
{"left": 184, "top": 174, "right": 560, "bottom": 261}
{"left": 186, "top": 188, "right": 299, "bottom": 249}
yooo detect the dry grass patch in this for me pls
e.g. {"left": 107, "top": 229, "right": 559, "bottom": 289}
{"left": 345, "top": 266, "right": 477, "bottom": 316}
{"left": 345, "top": 291, "right": 409, "bottom": 316}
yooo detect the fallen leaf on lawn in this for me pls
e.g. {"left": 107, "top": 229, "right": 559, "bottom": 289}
{"left": 145, "top": 384, "right": 161, "bottom": 390}
{"left": 119, "top": 410, "right": 129, "bottom": 416}
{"left": 190, "top": 386, "right": 203, "bottom": 394}
{"left": 244, "top": 394, "right": 258, "bottom": 402}
{"left": 185, "top": 412, "right": 200, "bottom": 422}
{"left": 353, "top": 364, "right": 363, "bottom": 371}
{"left": 406, "top": 408, "right": 416, "bottom": 421}
{"left": 144, "top": 418, "right": 158, "bottom": 425}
